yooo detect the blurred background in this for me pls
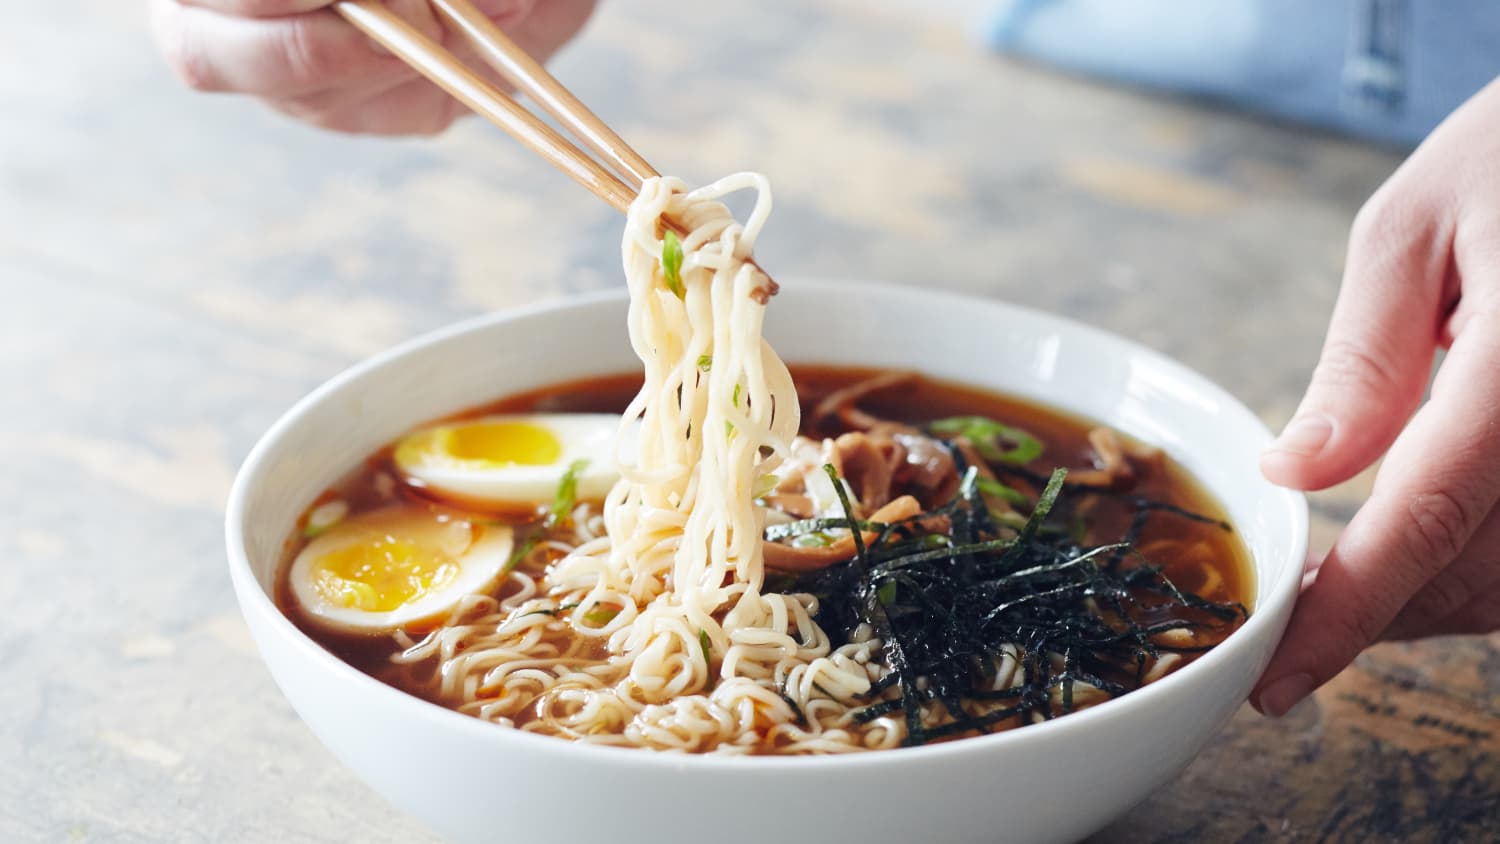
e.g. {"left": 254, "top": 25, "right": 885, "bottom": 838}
{"left": 4, "top": 1, "right": 1495, "bottom": 842}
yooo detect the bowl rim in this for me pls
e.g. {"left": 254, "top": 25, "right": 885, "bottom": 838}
{"left": 226, "top": 278, "right": 1308, "bottom": 771}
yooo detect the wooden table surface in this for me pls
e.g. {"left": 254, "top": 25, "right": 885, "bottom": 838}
{"left": 4, "top": 1, "right": 1496, "bottom": 842}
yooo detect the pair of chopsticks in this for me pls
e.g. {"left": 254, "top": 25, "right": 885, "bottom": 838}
{"left": 335, "top": 1, "right": 778, "bottom": 295}
{"left": 333, "top": 0, "right": 656, "bottom": 213}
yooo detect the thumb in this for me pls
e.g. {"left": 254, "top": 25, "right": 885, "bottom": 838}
{"left": 1260, "top": 196, "right": 1448, "bottom": 491}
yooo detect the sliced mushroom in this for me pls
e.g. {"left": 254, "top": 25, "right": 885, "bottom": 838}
{"left": 763, "top": 495, "right": 922, "bottom": 573}
{"left": 762, "top": 492, "right": 816, "bottom": 519}
{"left": 831, "top": 432, "right": 907, "bottom": 513}
{"left": 1066, "top": 427, "right": 1163, "bottom": 491}
{"left": 812, "top": 370, "right": 920, "bottom": 432}
{"left": 892, "top": 431, "right": 959, "bottom": 506}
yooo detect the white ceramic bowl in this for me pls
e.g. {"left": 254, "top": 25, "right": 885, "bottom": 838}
{"left": 227, "top": 281, "right": 1306, "bottom": 844}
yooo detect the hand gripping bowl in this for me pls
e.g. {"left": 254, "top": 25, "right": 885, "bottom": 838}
{"left": 227, "top": 281, "right": 1307, "bottom": 844}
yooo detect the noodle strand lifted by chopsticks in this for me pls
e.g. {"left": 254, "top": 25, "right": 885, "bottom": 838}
{"left": 390, "top": 174, "right": 901, "bottom": 753}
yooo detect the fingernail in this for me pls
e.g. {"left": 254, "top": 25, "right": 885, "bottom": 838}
{"left": 1269, "top": 414, "right": 1333, "bottom": 457}
{"left": 1258, "top": 673, "right": 1316, "bottom": 717}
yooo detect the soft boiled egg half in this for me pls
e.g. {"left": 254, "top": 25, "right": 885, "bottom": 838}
{"left": 289, "top": 507, "right": 511, "bottom": 634}
{"left": 392, "top": 413, "right": 633, "bottom": 509}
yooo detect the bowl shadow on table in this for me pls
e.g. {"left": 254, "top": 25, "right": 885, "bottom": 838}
{"left": 1087, "top": 641, "right": 1500, "bottom": 843}
{"left": 1083, "top": 701, "right": 1317, "bottom": 842}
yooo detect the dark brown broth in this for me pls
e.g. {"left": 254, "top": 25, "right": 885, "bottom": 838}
{"left": 280, "top": 366, "right": 1253, "bottom": 713}
{"left": 793, "top": 366, "right": 1254, "bottom": 609}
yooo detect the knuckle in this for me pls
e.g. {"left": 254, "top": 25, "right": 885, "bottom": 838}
{"left": 1311, "top": 338, "right": 1401, "bottom": 398}
{"left": 1410, "top": 573, "right": 1477, "bottom": 627}
{"left": 1326, "top": 604, "right": 1386, "bottom": 655}
{"left": 1350, "top": 184, "right": 1432, "bottom": 249}
{"left": 277, "top": 17, "right": 344, "bottom": 90}
{"left": 1398, "top": 564, "right": 1500, "bottom": 637}
{"left": 1350, "top": 193, "right": 1401, "bottom": 245}
{"left": 1404, "top": 489, "right": 1476, "bottom": 565}
{"left": 153, "top": 4, "right": 221, "bottom": 92}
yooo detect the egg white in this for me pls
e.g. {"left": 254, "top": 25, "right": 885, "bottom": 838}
{"left": 393, "top": 413, "right": 634, "bottom": 507}
{"left": 288, "top": 507, "right": 512, "bottom": 634}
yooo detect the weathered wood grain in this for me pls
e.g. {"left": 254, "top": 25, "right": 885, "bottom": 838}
{"left": 2, "top": 1, "right": 1494, "bottom": 842}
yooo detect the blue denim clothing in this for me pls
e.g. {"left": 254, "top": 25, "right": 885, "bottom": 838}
{"left": 988, "top": 0, "right": 1500, "bottom": 146}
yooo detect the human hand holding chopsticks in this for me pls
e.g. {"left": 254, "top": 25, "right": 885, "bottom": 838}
{"left": 149, "top": 0, "right": 596, "bottom": 134}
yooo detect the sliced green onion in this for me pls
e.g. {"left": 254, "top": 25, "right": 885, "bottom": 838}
{"left": 549, "top": 459, "right": 589, "bottom": 524}
{"left": 791, "top": 532, "right": 834, "bottom": 548}
{"left": 583, "top": 606, "right": 619, "bottom": 625}
{"left": 519, "top": 602, "right": 579, "bottom": 619}
{"left": 752, "top": 473, "right": 779, "bottom": 500}
{"left": 505, "top": 460, "right": 590, "bottom": 576}
{"left": 662, "top": 230, "right": 685, "bottom": 299}
{"left": 976, "top": 477, "right": 1031, "bottom": 508}
{"left": 994, "top": 511, "right": 1029, "bottom": 532}
{"left": 696, "top": 354, "right": 713, "bottom": 371}
{"left": 699, "top": 629, "right": 712, "bottom": 666}
{"left": 930, "top": 415, "right": 1043, "bottom": 464}
{"left": 502, "top": 534, "right": 539, "bottom": 576}
{"left": 302, "top": 499, "right": 348, "bottom": 538}
{"left": 877, "top": 580, "right": 898, "bottom": 606}
{"left": 823, "top": 464, "right": 866, "bottom": 565}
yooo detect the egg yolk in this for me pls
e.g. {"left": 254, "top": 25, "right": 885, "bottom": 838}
{"left": 448, "top": 421, "right": 562, "bottom": 465}
{"left": 311, "top": 536, "right": 461, "bottom": 612}
{"left": 398, "top": 420, "right": 565, "bottom": 470}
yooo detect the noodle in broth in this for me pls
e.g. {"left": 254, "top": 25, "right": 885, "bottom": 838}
{"left": 283, "top": 175, "right": 1250, "bottom": 754}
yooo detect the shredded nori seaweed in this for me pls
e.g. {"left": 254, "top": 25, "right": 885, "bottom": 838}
{"left": 776, "top": 438, "right": 1246, "bottom": 747}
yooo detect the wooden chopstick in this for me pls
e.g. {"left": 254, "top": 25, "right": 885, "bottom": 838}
{"left": 332, "top": 0, "right": 768, "bottom": 289}
{"left": 427, "top": 0, "right": 660, "bottom": 190}
{"left": 332, "top": 0, "right": 637, "bottom": 213}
